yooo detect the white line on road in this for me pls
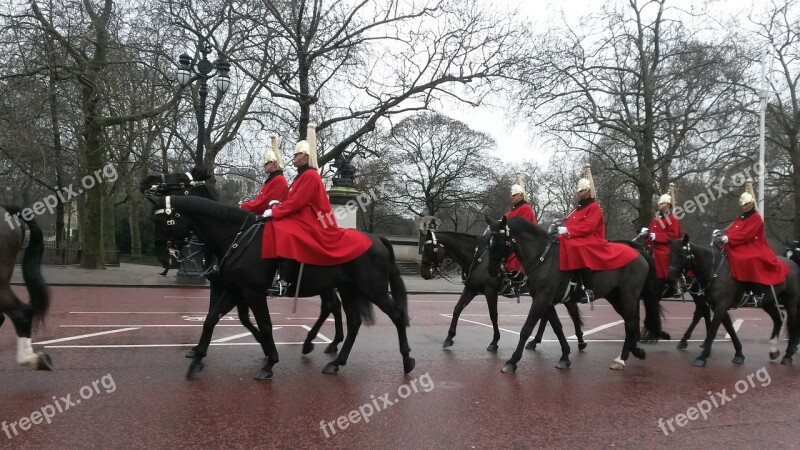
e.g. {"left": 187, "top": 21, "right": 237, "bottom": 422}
{"left": 43, "top": 342, "right": 325, "bottom": 349}
{"left": 69, "top": 311, "right": 281, "bottom": 315}
{"left": 725, "top": 319, "right": 744, "bottom": 339}
{"left": 440, "top": 314, "right": 521, "bottom": 335}
{"left": 575, "top": 320, "right": 624, "bottom": 339}
{"left": 35, "top": 327, "right": 140, "bottom": 345}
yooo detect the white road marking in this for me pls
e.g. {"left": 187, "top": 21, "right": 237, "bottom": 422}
{"left": 43, "top": 342, "right": 325, "bottom": 348}
{"left": 440, "top": 314, "right": 521, "bottom": 335}
{"left": 576, "top": 320, "right": 624, "bottom": 338}
{"left": 725, "top": 319, "right": 744, "bottom": 339}
{"left": 69, "top": 311, "right": 281, "bottom": 315}
{"left": 35, "top": 327, "right": 140, "bottom": 345}
{"left": 212, "top": 330, "right": 276, "bottom": 343}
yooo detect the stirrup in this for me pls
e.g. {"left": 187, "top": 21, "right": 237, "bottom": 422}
{"left": 581, "top": 288, "right": 594, "bottom": 304}
{"left": 748, "top": 292, "right": 763, "bottom": 307}
{"left": 268, "top": 280, "right": 291, "bottom": 297}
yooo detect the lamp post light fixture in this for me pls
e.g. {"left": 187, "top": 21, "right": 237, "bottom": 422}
{"left": 176, "top": 38, "right": 231, "bottom": 167}
{"left": 174, "top": 38, "right": 232, "bottom": 284}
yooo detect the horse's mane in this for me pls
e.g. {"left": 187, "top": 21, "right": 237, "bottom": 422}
{"left": 168, "top": 195, "right": 252, "bottom": 223}
{"left": 505, "top": 217, "right": 549, "bottom": 240}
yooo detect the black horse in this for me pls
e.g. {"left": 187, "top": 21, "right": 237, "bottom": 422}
{"left": 667, "top": 235, "right": 800, "bottom": 366}
{"left": 140, "top": 169, "right": 345, "bottom": 362}
{"left": 487, "top": 216, "right": 649, "bottom": 372}
{"left": 149, "top": 194, "right": 413, "bottom": 379}
{"left": 0, "top": 205, "right": 52, "bottom": 370}
{"left": 419, "top": 229, "right": 587, "bottom": 352}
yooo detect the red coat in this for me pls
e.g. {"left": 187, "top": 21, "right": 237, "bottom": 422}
{"left": 240, "top": 171, "right": 288, "bottom": 215}
{"left": 261, "top": 166, "right": 372, "bottom": 266}
{"left": 506, "top": 201, "right": 537, "bottom": 273}
{"left": 559, "top": 199, "right": 639, "bottom": 271}
{"left": 647, "top": 212, "right": 683, "bottom": 278}
{"left": 725, "top": 210, "right": 789, "bottom": 285}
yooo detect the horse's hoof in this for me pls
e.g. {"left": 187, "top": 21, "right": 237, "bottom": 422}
{"left": 186, "top": 361, "right": 204, "bottom": 379}
{"left": 525, "top": 340, "right": 537, "bottom": 350}
{"left": 501, "top": 362, "right": 517, "bottom": 374}
{"left": 632, "top": 348, "right": 646, "bottom": 360}
{"left": 323, "top": 343, "right": 339, "bottom": 354}
{"left": 443, "top": 338, "right": 454, "bottom": 348}
{"left": 769, "top": 350, "right": 780, "bottom": 360}
{"left": 692, "top": 358, "right": 707, "bottom": 367}
{"left": 322, "top": 363, "right": 340, "bottom": 374}
{"left": 302, "top": 342, "right": 314, "bottom": 355}
{"left": 486, "top": 344, "right": 498, "bottom": 352}
{"left": 556, "top": 359, "right": 571, "bottom": 370}
{"left": 254, "top": 369, "right": 273, "bottom": 380}
{"left": 578, "top": 342, "right": 587, "bottom": 351}
{"left": 732, "top": 355, "right": 745, "bottom": 364}
{"left": 403, "top": 357, "right": 416, "bottom": 374}
{"left": 185, "top": 348, "right": 197, "bottom": 358}
{"left": 609, "top": 361, "right": 625, "bottom": 370}
{"left": 677, "top": 340, "right": 688, "bottom": 350}
{"left": 35, "top": 353, "right": 53, "bottom": 371}
{"left": 781, "top": 355, "right": 793, "bottom": 365}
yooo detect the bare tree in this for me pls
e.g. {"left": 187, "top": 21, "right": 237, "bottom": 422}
{"left": 515, "top": 0, "right": 753, "bottom": 231}
{"left": 387, "top": 112, "right": 495, "bottom": 227}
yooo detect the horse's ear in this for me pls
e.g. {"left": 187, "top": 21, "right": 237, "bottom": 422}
{"left": 139, "top": 175, "right": 155, "bottom": 194}
{"left": 484, "top": 214, "right": 493, "bottom": 226}
{"left": 682, "top": 234, "right": 690, "bottom": 244}
{"left": 500, "top": 215, "right": 508, "bottom": 226}
{"left": 190, "top": 165, "right": 212, "bottom": 181}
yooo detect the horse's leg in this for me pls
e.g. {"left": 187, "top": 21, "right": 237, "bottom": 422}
{"left": 303, "top": 290, "right": 339, "bottom": 355}
{"left": 443, "top": 287, "right": 478, "bottom": 348}
{"left": 693, "top": 305, "right": 728, "bottom": 367}
{"left": 525, "top": 316, "right": 547, "bottom": 350}
{"left": 781, "top": 301, "right": 799, "bottom": 365}
{"left": 720, "top": 314, "right": 745, "bottom": 364}
{"left": 502, "top": 297, "right": 549, "bottom": 374}
{"left": 3, "top": 288, "right": 52, "bottom": 371}
{"left": 249, "top": 295, "right": 280, "bottom": 380}
{"left": 759, "top": 298, "right": 784, "bottom": 360}
{"left": 565, "top": 300, "right": 587, "bottom": 350}
{"left": 546, "top": 306, "right": 571, "bottom": 369}
{"left": 606, "top": 291, "right": 644, "bottom": 371}
{"left": 678, "top": 294, "right": 709, "bottom": 350}
{"left": 323, "top": 292, "right": 363, "bottom": 374}
{"left": 327, "top": 292, "right": 344, "bottom": 354}
{"left": 485, "top": 290, "right": 501, "bottom": 352}
{"left": 186, "top": 290, "right": 239, "bottom": 379}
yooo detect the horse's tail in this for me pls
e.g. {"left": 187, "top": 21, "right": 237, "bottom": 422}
{"left": 6, "top": 206, "right": 50, "bottom": 322}
{"left": 381, "top": 236, "right": 409, "bottom": 327}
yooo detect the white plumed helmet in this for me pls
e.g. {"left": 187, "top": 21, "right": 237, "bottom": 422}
{"left": 293, "top": 122, "right": 319, "bottom": 169}
{"left": 739, "top": 192, "right": 754, "bottom": 206}
{"left": 576, "top": 178, "right": 591, "bottom": 192}
{"left": 658, "top": 194, "right": 672, "bottom": 205}
{"left": 264, "top": 134, "right": 284, "bottom": 169}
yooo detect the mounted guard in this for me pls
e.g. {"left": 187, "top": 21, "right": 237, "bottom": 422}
{"left": 239, "top": 134, "right": 289, "bottom": 215}
{"left": 501, "top": 172, "right": 538, "bottom": 298}
{"left": 717, "top": 180, "right": 789, "bottom": 298}
{"left": 557, "top": 164, "right": 639, "bottom": 303}
{"left": 641, "top": 183, "right": 683, "bottom": 297}
{"left": 260, "top": 122, "right": 372, "bottom": 278}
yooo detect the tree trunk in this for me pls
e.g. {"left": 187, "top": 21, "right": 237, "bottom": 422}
{"left": 80, "top": 112, "right": 106, "bottom": 269}
{"left": 128, "top": 192, "right": 142, "bottom": 256}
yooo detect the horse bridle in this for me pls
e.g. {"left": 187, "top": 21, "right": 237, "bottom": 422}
{"left": 669, "top": 241, "right": 725, "bottom": 297}
{"left": 421, "top": 231, "right": 485, "bottom": 283}
{"left": 490, "top": 223, "right": 554, "bottom": 273}
{"left": 143, "top": 172, "right": 206, "bottom": 196}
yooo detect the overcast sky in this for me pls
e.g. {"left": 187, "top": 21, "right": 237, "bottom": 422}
{"left": 442, "top": 0, "right": 766, "bottom": 169}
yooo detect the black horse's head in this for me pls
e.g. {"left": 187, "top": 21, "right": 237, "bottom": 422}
{"left": 784, "top": 240, "right": 800, "bottom": 269}
{"left": 140, "top": 167, "right": 217, "bottom": 272}
{"left": 139, "top": 166, "right": 216, "bottom": 199}
{"left": 486, "top": 215, "right": 511, "bottom": 278}
{"left": 148, "top": 196, "right": 195, "bottom": 270}
{"left": 419, "top": 229, "right": 447, "bottom": 280}
{"left": 667, "top": 234, "right": 692, "bottom": 288}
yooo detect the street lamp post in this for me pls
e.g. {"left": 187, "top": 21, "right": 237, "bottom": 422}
{"left": 174, "top": 38, "right": 231, "bottom": 284}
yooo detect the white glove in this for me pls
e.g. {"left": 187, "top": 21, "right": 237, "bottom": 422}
{"left": 269, "top": 200, "right": 280, "bottom": 208}
{"left": 640, "top": 227, "right": 649, "bottom": 235}
{"left": 649, "top": 233, "right": 656, "bottom": 241}
{"left": 720, "top": 235, "right": 728, "bottom": 243}
{"left": 557, "top": 226, "right": 568, "bottom": 235}
{"left": 262, "top": 209, "right": 273, "bottom": 219}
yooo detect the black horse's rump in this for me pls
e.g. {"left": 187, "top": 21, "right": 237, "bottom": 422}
{"left": 487, "top": 216, "right": 648, "bottom": 372}
{"left": 668, "top": 235, "right": 800, "bottom": 366}
{"left": 149, "top": 194, "right": 414, "bottom": 378}
{"left": 0, "top": 204, "right": 52, "bottom": 370}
